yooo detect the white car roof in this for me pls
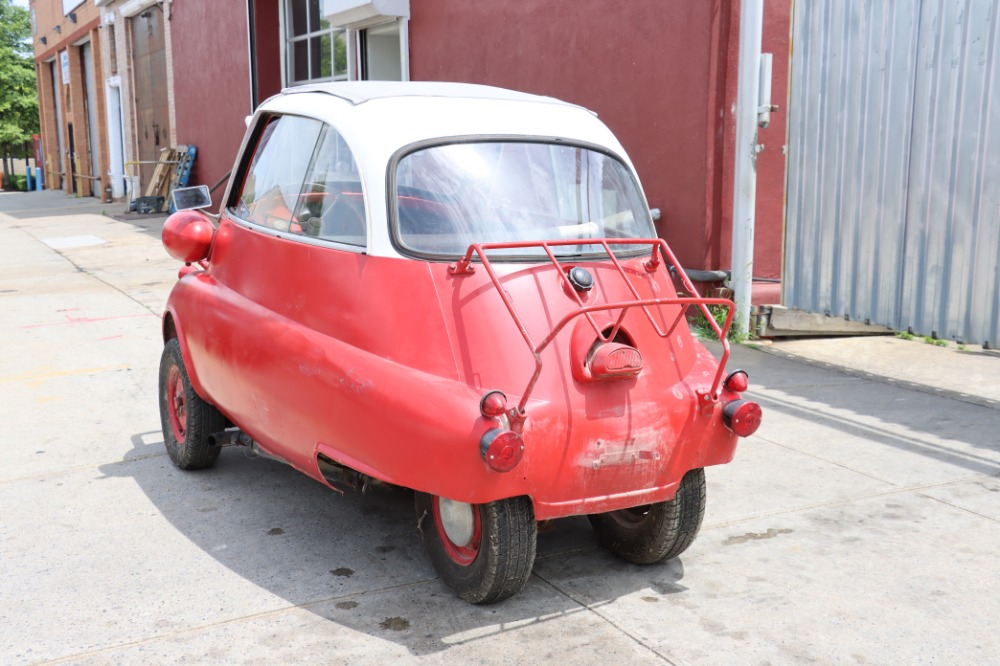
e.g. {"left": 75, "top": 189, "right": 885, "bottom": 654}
{"left": 258, "top": 82, "right": 623, "bottom": 157}
{"left": 231, "top": 82, "right": 646, "bottom": 259}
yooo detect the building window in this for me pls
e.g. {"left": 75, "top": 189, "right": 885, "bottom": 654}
{"left": 358, "top": 20, "right": 403, "bottom": 81}
{"left": 286, "top": 0, "right": 347, "bottom": 85}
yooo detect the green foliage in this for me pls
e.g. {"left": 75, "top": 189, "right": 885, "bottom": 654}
{"left": 922, "top": 335, "right": 948, "bottom": 347}
{"left": 895, "top": 331, "right": 915, "bottom": 341}
{"left": 690, "top": 304, "right": 749, "bottom": 343}
{"left": 0, "top": 0, "right": 39, "bottom": 150}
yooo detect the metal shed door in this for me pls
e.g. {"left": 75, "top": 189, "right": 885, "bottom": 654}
{"left": 130, "top": 6, "right": 171, "bottom": 191}
{"left": 784, "top": 0, "right": 1000, "bottom": 345}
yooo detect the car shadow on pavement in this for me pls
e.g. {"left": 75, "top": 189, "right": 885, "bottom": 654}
{"left": 100, "top": 431, "right": 689, "bottom": 656}
{"left": 732, "top": 345, "right": 1000, "bottom": 478}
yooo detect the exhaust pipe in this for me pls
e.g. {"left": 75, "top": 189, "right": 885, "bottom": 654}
{"left": 207, "top": 428, "right": 289, "bottom": 465}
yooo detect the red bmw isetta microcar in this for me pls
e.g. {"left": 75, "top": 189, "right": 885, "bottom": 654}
{"left": 158, "top": 82, "right": 761, "bottom": 603}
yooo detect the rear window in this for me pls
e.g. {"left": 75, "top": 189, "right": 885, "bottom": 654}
{"left": 392, "top": 141, "right": 654, "bottom": 259}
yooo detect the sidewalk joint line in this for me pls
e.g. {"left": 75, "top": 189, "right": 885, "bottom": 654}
{"left": 32, "top": 578, "right": 439, "bottom": 666}
{"left": 532, "top": 571, "right": 679, "bottom": 665}
{"left": 702, "top": 472, "right": 997, "bottom": 531}
{"left": 18, "top": 224, "right": 163, "bottom": 318}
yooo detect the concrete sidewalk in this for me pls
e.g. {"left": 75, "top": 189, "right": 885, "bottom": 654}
{"left": 2, "top": 191, "right": 998, "bottom": 665}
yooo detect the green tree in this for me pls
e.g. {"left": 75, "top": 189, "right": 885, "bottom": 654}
{"left": 0, "top": 0, "right": 39, "bottom": 189}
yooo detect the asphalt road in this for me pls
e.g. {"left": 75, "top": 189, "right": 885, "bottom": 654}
{"left": 2, "top": 191, "right": 998, "bottom": 665}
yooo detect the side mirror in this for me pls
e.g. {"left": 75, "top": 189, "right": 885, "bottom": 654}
{"left": 162, "top": 210, "right": 216, "bottom": 263}
{"left": 171, "top": 185, "right": 212, "bottom": 211}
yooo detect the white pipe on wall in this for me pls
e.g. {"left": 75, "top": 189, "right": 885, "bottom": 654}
{"left": 731, "top": 0, "right": 764, "bottom": 338}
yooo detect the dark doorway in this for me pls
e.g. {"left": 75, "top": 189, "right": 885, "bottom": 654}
{"left": 67, "top": 123, "right": 77, "bottom": 194}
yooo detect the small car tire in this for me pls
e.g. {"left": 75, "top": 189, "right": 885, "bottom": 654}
{"left": 158, "top": 338, "right": 225, "bottom": 470}
{"left": 589, "top": 467, "right": 706, "bottom": 565}
{"left": 415, "top": 493, "right": 537, "bottom": 604}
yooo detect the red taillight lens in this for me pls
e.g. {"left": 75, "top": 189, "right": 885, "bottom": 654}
{"left": 724, "top": 369, "right": 749, "bottom": 393}
{"left": 590, "top": 342, "right": 643, "bottom": 379}
{"left": 479, "top": 429, "right": 524, "bottom": 472}
{"left": 480, "top": 390, "right": 508, "bottom": 418}
{"left": 723, "top": 399, "right": 762, "bottom": 437}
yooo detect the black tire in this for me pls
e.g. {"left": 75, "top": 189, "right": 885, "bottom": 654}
{"left": 589, "top": 467, "right": 706, "bottom": 564}
{"left": 415, "top": 493, "right": 537, "bottom": 604}
{"left": 158, "top": 338, "right": 225, "bottom": 470}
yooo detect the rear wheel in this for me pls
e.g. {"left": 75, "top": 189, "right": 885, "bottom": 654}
{"left": 415, "top": 493, "right": 536, "bottom": 604}
{"left": 589, "top": 467, "right": 706, "bottom": 564}
{"left": 158, "top": 338, "right": 225, "bottom": 470}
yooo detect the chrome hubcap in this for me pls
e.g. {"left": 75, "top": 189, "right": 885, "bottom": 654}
{"left": 438, "top": 497, "right": 475, "bottom": 547}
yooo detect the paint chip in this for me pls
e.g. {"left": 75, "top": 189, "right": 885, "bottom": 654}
{"left": 42, "top": 235, "right": 107, "bottom": 249}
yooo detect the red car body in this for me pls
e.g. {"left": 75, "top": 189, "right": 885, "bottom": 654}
{"left": 158, "top": 82, "right": 760, "bottom": 603}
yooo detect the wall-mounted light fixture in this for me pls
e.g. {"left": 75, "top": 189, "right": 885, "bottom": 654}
{"left": 53, "top": 25, "right": 61, "bottom": 33}
{"left": 40, "top": 35, "right": 47, "bottom": 44}
{"left": 68, "top": 12, "right": 77, "bottom": 23}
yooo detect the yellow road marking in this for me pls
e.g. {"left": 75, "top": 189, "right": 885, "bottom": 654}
{"left": 0, "top": 363, "right": 130, "bottom": 384}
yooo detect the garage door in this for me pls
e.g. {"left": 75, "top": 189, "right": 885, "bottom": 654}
{"left": 784, "top": 0, "right": 1000, "bottom": 346}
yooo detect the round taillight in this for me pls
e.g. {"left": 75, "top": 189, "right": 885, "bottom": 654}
{"left": 480, "top": 390, "right": 508, "bottom": 418}
{"left": 479, "top": 428, "right": 524, "bottom": 473}
{"left": 724, "top": 369, "right": 749, "bottom": 393}
{"left": 723, "top": 399, "right": 762, "bottom": 437}
{"left": 162, "top": 210, "right": 215, "bottom": 263}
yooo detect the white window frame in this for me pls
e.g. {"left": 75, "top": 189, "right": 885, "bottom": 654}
{"left": 283, "top": 0, "right": 349, "bottom": 87}
{"left": 351, "top": 17, "right": 409, "bottom": 82}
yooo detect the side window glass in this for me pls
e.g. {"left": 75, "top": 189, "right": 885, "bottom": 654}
{"left": 291, "top": 126, "right": 366, "bottom": 246}
{"left": 233, "top": 115, "right": 323, "bottom": 231}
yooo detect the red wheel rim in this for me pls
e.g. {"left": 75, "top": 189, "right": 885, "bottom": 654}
{"left": 432, "top": 496, "right": 482, "bottom": 566}
{"left": 166, "top": 364, "right": 187, "bottom": 443}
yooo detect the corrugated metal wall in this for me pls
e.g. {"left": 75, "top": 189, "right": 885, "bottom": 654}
{"left": 784, "top": 0, "right": 1000, "bottom": 345}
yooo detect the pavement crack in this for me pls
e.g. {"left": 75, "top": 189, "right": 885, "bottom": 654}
{"left": 532, "top": 572, "right": 680, "bottom": 664}
{"left": 917, "top": 492, "right": 1000, "bottom": 524}
{"left": 750, "top": 389, "right": 1000, "bottom": 477}
{"left": 1, "top": 452, "right": 169, "bottom": 485}
{"left": 31, "top": 578, "right": 440, "bottom": 666}
{"left": 19, "top": 226, "right": 163, "bottom": 318}
{"left": 702, "top": 472, "right": 998, "bottom": 531}
{"left": 758, "top": 434, "right": 901, "bottom": 487}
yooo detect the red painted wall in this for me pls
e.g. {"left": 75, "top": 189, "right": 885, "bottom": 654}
{"left": 410, "top": 0, "right": 789, "bottom": 291}
{"left": 253, "top": 0, "right": 283, "bottom": 103}
{"left": 167, "top": 0, "right": 790, "bottom": 290}
{"left": 170, "top": 0, "right": 253, "bottom": 208}
{"left": 410, "top": 0, "right": 735, "bottom": 272}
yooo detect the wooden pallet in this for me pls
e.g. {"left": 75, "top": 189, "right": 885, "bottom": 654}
{"left": 144, "top": 147, "right": 179, "bottom": 198}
